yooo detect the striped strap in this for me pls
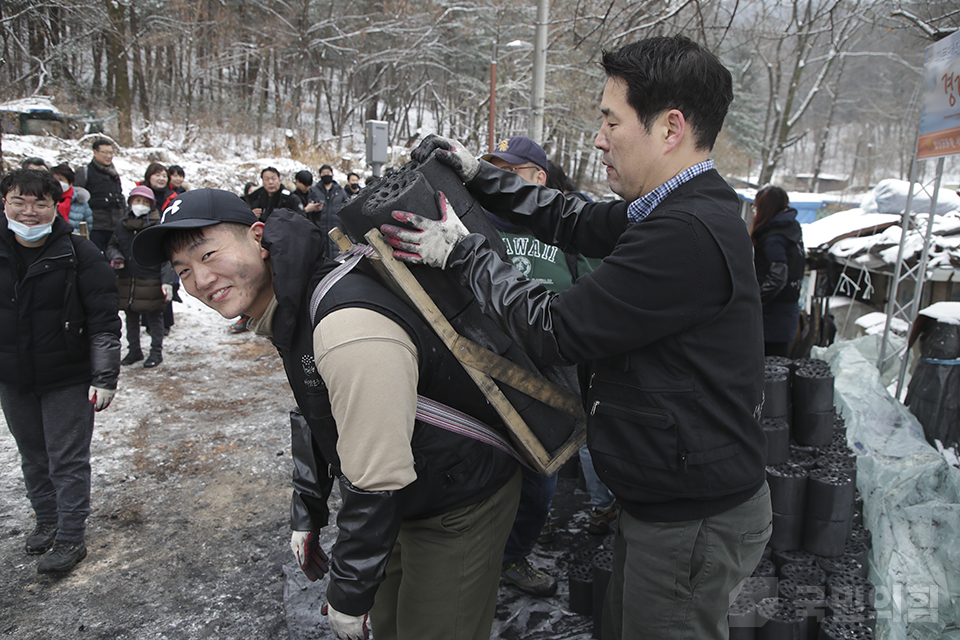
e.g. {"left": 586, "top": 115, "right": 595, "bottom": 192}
{"left": 309, "top": 247, "right": 530, "bottom": 468}
{"left": 309, "top": 243, "right": 376, "bottom": 323}
{"left": 415, "top": 395, "right": 530, "bottom": 468}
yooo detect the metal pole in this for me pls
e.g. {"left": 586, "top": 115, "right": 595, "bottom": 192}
{"left": 489, "top": 43, "right": 497, "bottom": 154}
{"left": 895, "top": 156, "right": 946, "bottom": 397}
{"left": 877, "top": 155, "right": 920, "bottom": 372}
{"left": 529, "top": 0, "right": 549, "bottom": 144}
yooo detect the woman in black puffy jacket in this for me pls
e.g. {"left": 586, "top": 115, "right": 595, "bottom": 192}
{"left": 750, "top": 185, "right": 806, "bottom": 357}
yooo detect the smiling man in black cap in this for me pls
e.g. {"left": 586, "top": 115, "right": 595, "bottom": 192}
{"left": 133, "top": 189, "right": 520, "bottom": 640}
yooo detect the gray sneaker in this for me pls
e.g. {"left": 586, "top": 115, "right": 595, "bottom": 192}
{"left": 37, "top": 540, "right": 87, "bottom": 574}
{"left": 25, "top": 522, "right": 58, "bottom": 555}
{"left": 501, "top": 558, "right": 557, "bottom": 597}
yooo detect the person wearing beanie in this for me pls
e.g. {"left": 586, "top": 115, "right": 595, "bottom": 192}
{"left": 105, "top": 185, "right": 175, "bottom": 369}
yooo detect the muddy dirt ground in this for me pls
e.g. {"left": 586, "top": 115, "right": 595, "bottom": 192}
{"left": 0, "top": 296, "right": 603, "bottom": 639}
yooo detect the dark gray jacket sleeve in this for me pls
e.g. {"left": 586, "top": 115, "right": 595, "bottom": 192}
{"left": 465, "top": 161, "right": 627, "bottom": 258}
{"left": 289, "top": 408, "right": 333, "bottom": 531}
{"left": 759, "top": 262, "right": 789, "bottom": 303}
{"left": 89, "top": 332, "right": 121, "bottom": 389}
{"left": 326, "top": 476, "right": 402, "bottom": 616}
{"left": 446, "top": 234, "right": 569, "bottom": 366}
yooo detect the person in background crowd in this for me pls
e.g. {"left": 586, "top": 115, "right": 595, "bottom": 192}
{"left": 167, "top": 166, "right": 187, "bottom": 195}
{"left": 310, "top": 164, "right": 347, "bottom": 261}
{"left": 74, "top": 139, "right": 125, "bottom": 253}
{"left": 543, "top": 163, "right": 618, "bottom": 532}
{"left": 21, "top": 158, "right": 49, "bottom": 172}
{"left": 50, "top": 164, "right": 94, "bottom": 233}
{"left": 293, "top": 170, "right": 321, "bottom": 214}
{"left": 143, "top": 163, "right": 177, "bottom": 212}
{"left": 750, "top": 185, "right": 805, "bottom": 357}
{"left": 140, "top": 163, "right": 179, "bottom": 334}
{"left": 547, "top": 160, "right": 594, "bottom": 203}
{"left": 130, "top": 189, "right": 521, "bottom": 640}
{"left": 479, "top": 135, "right": 589, "bottom": 598}
{"left": 106, "top": 186, "right": 174, "bottom": 369}
{"left": 244, "top": 167, "right": 302, "bottom": 223}
{"left": 382, "top": 34, "right": 772, "bottom": 640}
{"left": 243, "top": 182, "right": 257, "bottom": 199}
{"left": 0, "top": 169, "right": 121, "bottom": 575}
{"left": 344, "top": 172, "right": 361, "bottom": 197}
{"left": 543, "top": 160, "right": 618, "bottom": 534}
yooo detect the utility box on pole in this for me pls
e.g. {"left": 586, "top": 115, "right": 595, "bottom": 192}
{"left": 365, "top": 120, "right": 389, "bottom": 178}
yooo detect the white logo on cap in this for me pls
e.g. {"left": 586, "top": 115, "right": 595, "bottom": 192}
{"left": 162, "top": 199, "right": 181, "bottom": 223}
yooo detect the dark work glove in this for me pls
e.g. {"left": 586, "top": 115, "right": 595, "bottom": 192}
{"left": 410, "top": 134, "right": 479, "bottom": 182}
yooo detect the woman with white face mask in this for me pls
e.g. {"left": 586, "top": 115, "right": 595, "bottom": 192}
{"left": 0, "top": 169, "right": 121, "bottom": 575}
{"left": 105, "top": 186, "right": 175, "bottom": 369}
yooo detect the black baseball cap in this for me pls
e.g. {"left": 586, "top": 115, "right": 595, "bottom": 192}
{"left": 482, "top": 136, "right": 548, "bottom": 172}
{"left": 132, "top": 188, "right": 259, "bottom": 267}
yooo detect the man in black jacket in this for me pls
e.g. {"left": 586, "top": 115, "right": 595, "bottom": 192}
{"left": 75, "top": 139, "right": 125, "bottom": 252}
{"left": 245, "top": 166, "right": 303, "bottom": 222}
{"left": 381, "top": 35, "right": 772, "bottom": 640}
{"left": 131, "top": 189, "right": 520, "bottom": 640}
{"left": 0, "top": 169, "right": 121, "bottom": 574}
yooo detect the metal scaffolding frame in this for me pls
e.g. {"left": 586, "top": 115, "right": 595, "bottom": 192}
{"left": 876, "top": 156, "right": 946, "bottom": 397}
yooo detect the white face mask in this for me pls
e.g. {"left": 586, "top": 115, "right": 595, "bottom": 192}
{"left": 59, "top": 181, "right": 70, "bottom": 193}
{"left": 7, "top": 217, "right": 54, "bottom": 242}
{"left": 131, "top": 204, "right": 151, "bottom": 217}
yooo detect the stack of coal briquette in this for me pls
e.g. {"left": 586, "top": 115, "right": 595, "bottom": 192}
{"left": 729, "top": 357, "right": 877, "bottom": 640}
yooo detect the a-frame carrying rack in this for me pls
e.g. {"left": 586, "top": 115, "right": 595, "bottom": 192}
{"left": 331, "top": 228, "right": 586, "bottom": 475}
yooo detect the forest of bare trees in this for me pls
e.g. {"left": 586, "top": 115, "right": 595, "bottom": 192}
{"left": 1, "top": 0, "right": 958, "bottom": 189}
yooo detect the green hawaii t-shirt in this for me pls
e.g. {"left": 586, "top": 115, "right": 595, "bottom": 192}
{"left": 497, "top": 230, "right": 600, "bottom": 294}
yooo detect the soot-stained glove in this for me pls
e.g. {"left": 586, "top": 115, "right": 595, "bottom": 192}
{"left": 88, "top": 386, "right": 116, "bottom": 411}
{"left": 324, "top": 603, "right": 370, "bottom": 640}
{"left": 379, "top": 191, "right": 469, "bottom": 269}
{"left": 290, "top": 530, "right": 329, "bottom": 581}
{"left": 161, "top": 284, "right": 174, "bottom": 302}
{"left": 410, "top": 134, "right": 480, "bottom": 182}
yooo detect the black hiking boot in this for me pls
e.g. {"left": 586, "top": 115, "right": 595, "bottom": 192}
{"left": 121, "top": 351, "right": 144, "bottom": 366}
{"left": 25, "top": 522, "right": 58, "bottom": 555}
{"left": 37, "top": 540, "right": 87, "bottom": 574}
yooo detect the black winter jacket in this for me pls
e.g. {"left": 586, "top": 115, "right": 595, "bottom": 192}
{"left": 448, "top": 162, "right": 767, "bottom": 522}
{"left": 753, "top": 208, "right": 805, "bottom": 343}
{"left": 245, "top": 186, "right": 303, "bottom": 222}
{"left": 305, "top": 182, "right": 347, "bottom": 260}
{"left": 79, "top": 161, "right": 125, "bottom": 231}
{"left": 0, "top": 216, "right": 121, "bottom": 393}
{"left": 260, "top": 208, "right": 517, "bottom": 616}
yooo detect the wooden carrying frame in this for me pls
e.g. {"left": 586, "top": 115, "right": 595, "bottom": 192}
{"left": 331, "top": 228, "right": 586, "bottom": 475}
